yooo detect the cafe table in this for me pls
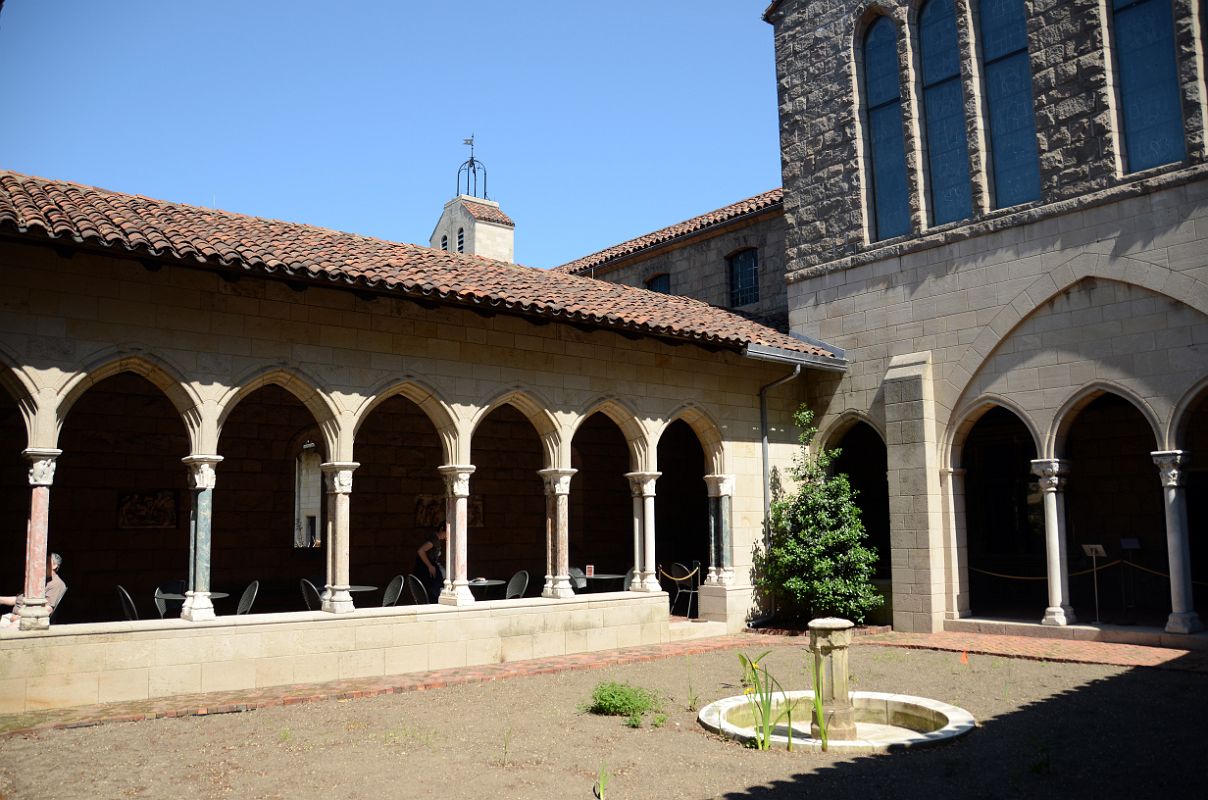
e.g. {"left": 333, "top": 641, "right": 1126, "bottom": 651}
{"left": 467, "top": 578, "right": 505, "bottom": 600}
{"left": 583, "top": 573, "right": 626, "bottom": 593}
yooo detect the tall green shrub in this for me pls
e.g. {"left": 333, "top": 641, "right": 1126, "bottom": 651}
{"left": 756, "top": 406, "right": 882, "bottom": 623}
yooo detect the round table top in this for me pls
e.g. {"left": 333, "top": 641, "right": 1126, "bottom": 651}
{"left": 155, "top": 591, "right": 230, "bottom": 601}
{"left": 468, "top": 578, "right": 505, "bottom": 587}
{"left": 347, "top": 585, "right": 378, "bottom": 592}
{"left": 585, "top": 573, "right": 626, "bottom": 580}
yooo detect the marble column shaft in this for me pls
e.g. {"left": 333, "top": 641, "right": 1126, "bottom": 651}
{"left": 320, "top": 462, "right": 358, "bottom": 613}
{"left": 1032, "top": 459, "right": 1072, "bottom": 626}
{"left": 438, "top": 465, "right": 476, "bottom": 605}
{"left": 1152, "top": 451, "right": 1203, "bottom": 634}
{"left": 539, "top": 468, "right": 576, "bottom": 599}
{"left": 182, "top": 455, "right": 222, "bottom": 621}
{"left": 19, "top": 448, "right": 60, "bottom": 631}
{"left": 704, "top": 474, "right": 735, "bottom": 586}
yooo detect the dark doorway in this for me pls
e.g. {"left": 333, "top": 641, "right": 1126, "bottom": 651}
{"left": 831, "top": 421, "right": 892, "bottom": 625}
{"left": 655, "top": 420, "right": 710, "bottom": 587}
{"left": 569, "top": 413, "right": 632, "bottom": 578}
{"left": 1064, "top": 394, "right": 1166, "bottom": 623}
{"left": 51, "top": 373, "right": 191, "bottom": 623}
{"left": 963, "top": 406, "right": 1043, "bottom": 619}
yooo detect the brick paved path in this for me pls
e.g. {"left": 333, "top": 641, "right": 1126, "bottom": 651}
{"left": 3, "top": 628, "right": 1202, "bottom": 739}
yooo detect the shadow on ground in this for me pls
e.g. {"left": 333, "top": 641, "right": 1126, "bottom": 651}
{"left": 723, "top": 650, "right": 1208, "bottom": 799}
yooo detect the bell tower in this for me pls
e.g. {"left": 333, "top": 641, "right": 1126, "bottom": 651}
{"left": 429, "top": 137, "right": 515, "bottom": 262}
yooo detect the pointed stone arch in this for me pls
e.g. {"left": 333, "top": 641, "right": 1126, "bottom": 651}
{"left": 0, "top": 343, "right": 36, "bottom": 447}
{"left": 946, "top": 393, "right": 1043, "bottom": 470}
{"left": 217, "top": 365, "right": 340, "bottom": 457}
{"left": 940, "top": 256, "right": 1208, "bottom": 414}
{"left": 818, "top": 409, "right": 886, "bottom": 452}
{"left": 1048, "top": 381, "right": 1163, "bottom": 458}
{"left": 352, "top": 377, "right": 459, "bottom": 465}
{"left": 55, "top": 348, "right": 203, "bottom": 451}
{"left": 1169, "top": 375, "right": 1208, "bottom": 451}
{"left": 469, "top": 387, "right": 561, "bottom": 469}
{"left": 658, "top": 403, "right": 725, "bottom": 475}
{"left": 569, "top": 396, "right": 648, "bottom": 472}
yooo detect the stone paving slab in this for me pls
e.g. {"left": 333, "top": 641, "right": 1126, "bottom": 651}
{"left": 3, "top": 627, "right": 1203, "bottom": 740}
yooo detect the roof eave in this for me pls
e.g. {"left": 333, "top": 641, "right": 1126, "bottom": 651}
{"left": 741, "top": 342, "right": 848, "bottom": 373}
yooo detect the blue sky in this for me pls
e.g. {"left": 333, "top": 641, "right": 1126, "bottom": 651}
{"left": 0, "top": 1, "right": 781, "bottom": 268}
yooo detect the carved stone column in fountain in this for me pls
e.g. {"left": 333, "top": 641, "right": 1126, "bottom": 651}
{"left": 808, "top": 617, "right": 858, "bottom": 740}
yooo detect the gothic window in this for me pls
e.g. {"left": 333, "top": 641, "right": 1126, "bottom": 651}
{"left": 919, "top": 0, "right": 973, "bottom": 224}
{"left": 645, "top": 273, "right": 671, "bottom": 294}
{"left": 728, "top": 249, "right": 758, "bottom": 307}
{"left": 978, "top": 0, "right": 1041, "bottom": 207}
{"left": 457, "top": 227, "right": 465, "bottom": 253}
{"left": 440, "top": 234, "right": 448, "bottom": 251}
{"left": 1111, "top": 0, "right": 1186, "bottom": 172}
{"left": 294, "top": 445, "right": 322, "bottom": 548}
{"left": 863, "top": 16, "right": 911, "bottom": 240}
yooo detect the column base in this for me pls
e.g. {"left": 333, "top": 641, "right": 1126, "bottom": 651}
{"left": 1061, "top": 604, "right": 1077, "bottom": 625}
{"left": 640, "top": 571, "right": 662, "bottom": 592}
{"left": 628, "top": 575, "right": 643, "bottom": 592}
{"left": 1041, "top": 606, "right": 1068, "bottom": 626}
{"left": 439, "top": 583, "right": 476, "bottom": 606}
{"left": 716, "top": 568, "right": 734, "bottom": 587}
{"left": 704, "top": 566, "right": 719, "bottom": 585}
{"left": 1165, "top": 611, "right": 1204, "bottom": 635}
{"left": 181, "top": 591, "right": 216, "bottom": 622}
{"left": 16, "top": 601, "right": 49, "bottom": 631}
{"left": 322, "top": 587, "right": 355, "bottom": 613}
{"left": 544, "top": 577, "right": 575, "bottom": 599}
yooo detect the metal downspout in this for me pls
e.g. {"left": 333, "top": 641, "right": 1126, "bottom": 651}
{"left": 751, "top": 364, "right": 801, "bottom": 628}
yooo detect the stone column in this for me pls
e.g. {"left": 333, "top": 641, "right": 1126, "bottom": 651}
{"left": 18, "top": 448, "right": 60, "bottom": 631}
{"left": 320, "top": 462, "right": 358, "bottom": 613}
{"left": 942, "top": 467, "right": 970, "bottom": 619}
{"left": 438, "top": 464, "right": 476, "bottom": 606}
{"left": 539, "top": 468, "right": 577, "bottom": 599}
{"left": 1152, "top": 451, "right": 1202, "bottom": 634}
{"left": 1031, "top": 459, "right": 1072, "bottom": 626}
{"left": 635, "top": 472, "right": 662, "bottom": 592}
{"left": 704, "top": 474, "right": 735, "bottom": 586}
{"left": 181, "top": 455, "right": 222, "bottom": 621}
{"left": 626, "top": 475, "right": 644, "bottom": 591}
{"left": 808, "top": 617, "right": 857, "bottom": 740}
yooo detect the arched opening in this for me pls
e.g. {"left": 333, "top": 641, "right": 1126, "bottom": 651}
{"left": 830, "top": 421, "right": 891, "bottom": 621}
{"left": 51, "top": 373, "right": 191, "bottom": 623}
{"left": 351, "top": 396, "right": 445, "bottom": 602}
{"left": 469, "top": 404, "right": 546, "bottom": 595}
{"left": 215, "top": 384, "right": 327, "bottom": 614}
{"left": 963, "top": 406, "right": 1042, "bottom": 618}
{"left": 655, "top": 419, "right": 709, "bottom": 605}
{"left": 1181, "top": 390, "right": 1208, "bottom": 617}
{"left": 1063, "top": 394, "right": 1166, "bottom": 623}
{"left": 0, "top": 387, "right": 26, "bottom": 604}
{"left": 569, "top": 413, "right": 632, "bottom": 588}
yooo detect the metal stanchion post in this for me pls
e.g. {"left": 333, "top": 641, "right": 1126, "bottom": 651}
{"left": 1082, "top": 544, "right": 1106, "bottom": 624}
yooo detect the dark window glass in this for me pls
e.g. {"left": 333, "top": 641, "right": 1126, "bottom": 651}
{"left": 1112, "top": 0, "right": 1186, "bottom": 172}
{"left": 440, "top": 234, "right": 448, "bottom": 251}
{"left": 979, "top": 0, "right": 1041, "bottom": 207}
{"left": 864, "top": 17, "right": 912, "bottom": 240}
{"left": 645, "top": 273, "right": 671, "bottom": 294}
{"left": 728, "top": 250, "right": 758, "bottom": 307}
{"left": 457, "top": 228, "right": 465, "bottom": 253}
{"left": 920, "top": 0, "right": 973, "bottom": 224}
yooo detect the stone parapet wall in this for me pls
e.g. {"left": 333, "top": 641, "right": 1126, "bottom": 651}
{"left": 0, "top": 592, "right": 670, "bottom": 713}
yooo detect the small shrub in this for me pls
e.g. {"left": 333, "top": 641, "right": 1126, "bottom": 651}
{"left": 625, "top": 712, "right": 643, "bottom": 728}
{"left": 651, "top": 713, "right": 667, "bottom": 728}
{"left": 586, "top": 681, "right": 658, "bottom": 718}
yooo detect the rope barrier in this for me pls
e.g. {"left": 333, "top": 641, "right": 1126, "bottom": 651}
{"left": 657, "top": 565, "right": 700, "bottom": 581}
{"left": 970, "top": 560, "right": 1208, "bottom": 587}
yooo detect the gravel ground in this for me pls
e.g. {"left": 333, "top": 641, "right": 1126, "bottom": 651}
{"left": 1, "top": 641, "right": 1205, "bottom": 800}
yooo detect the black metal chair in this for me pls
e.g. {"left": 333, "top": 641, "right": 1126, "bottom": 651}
{"left": 623, "top": 567, "right": 635, "bottom": 591}
{"left": 505, "top": 570, "right": 528, "bottom": 600}
{"left": 154, "top": 579, "right": 185, "bottom": 618}
{"left": 568, "top": 566, "right": 587, "bottom": 592}
{"left": 116, "top": 584, "right": 138, "bottom": 621}
{"left": 300, "top": 578, "right": 322, "bottom": 610}
{"left": 406, "top": 574, "right": 428, "bottom": 605}
{"left": 382, "top": 574, "right": 405, "bottom": 607}
{"left": 669, "top": 562, "right": 699, "bottom": 618}
{"left": 236, "top": 580, "right": 259, "bottom": 615}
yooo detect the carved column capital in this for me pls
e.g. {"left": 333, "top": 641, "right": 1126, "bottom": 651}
{"left": 23, "top": 448, "right": 62, "bottom": 487}
{"left": 703, "top": 473, "right": 735, "bottom": 498}
{"left": 1151, "top": 450, "right": 1188, "bottom": 488}
{"left": 1030, "top": 458, "right": 1070, "bottom": 493}
{"left": 438, "top": 464, "right": 475, "bottom": 497}
{"left": 537, "top": 467, "right": 576, "bottom": 496}
{"left": 320, "top": 461, "right": 359, "bottom": 494}
{"left": 624, "top": 471, "right": 661, "bottom": 497}
{"left": 182, "top": 455, "right": 223, "bottom": 490}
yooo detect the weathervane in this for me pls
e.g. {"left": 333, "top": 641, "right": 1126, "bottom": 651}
{"left": 457, "top": 135, "right": 488, "bottom": 199}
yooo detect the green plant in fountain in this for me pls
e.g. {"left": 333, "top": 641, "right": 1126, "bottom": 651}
{"left": 586, "top": 681, "right": 660, "bottom": 727}
{"left": 810, "top": 652, "right": 829, "bottom": 752}
{"left": 755, "top": 406, "right": 883, "bottom": 623}
{"left": 738, "top": 651, "right": 796, "bottom": 751}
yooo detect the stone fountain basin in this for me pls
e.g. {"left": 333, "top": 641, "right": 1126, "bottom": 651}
{"left": 698, "top": 690, "right": 975, "bottom": 753}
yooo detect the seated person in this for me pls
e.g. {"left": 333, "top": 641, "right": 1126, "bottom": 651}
{"left": 1, "top": 553, "right": 67, "bottom": 627}
{"left": 414, "top": 525, "right": 446, "bottom": 602}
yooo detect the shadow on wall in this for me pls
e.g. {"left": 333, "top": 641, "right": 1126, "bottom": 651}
{"left": 720, "top": 651, "right": 1208, "bottom": 799}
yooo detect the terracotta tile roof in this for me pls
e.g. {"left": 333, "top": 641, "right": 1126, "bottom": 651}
{"left": 0, "top": 171, "right": 838, "bottom": 362}
{"left": 460, "top": 198, "right": 514, "bottom": 227}
{"left": 554, "top": 188, "right": 783, "bottom": 275}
